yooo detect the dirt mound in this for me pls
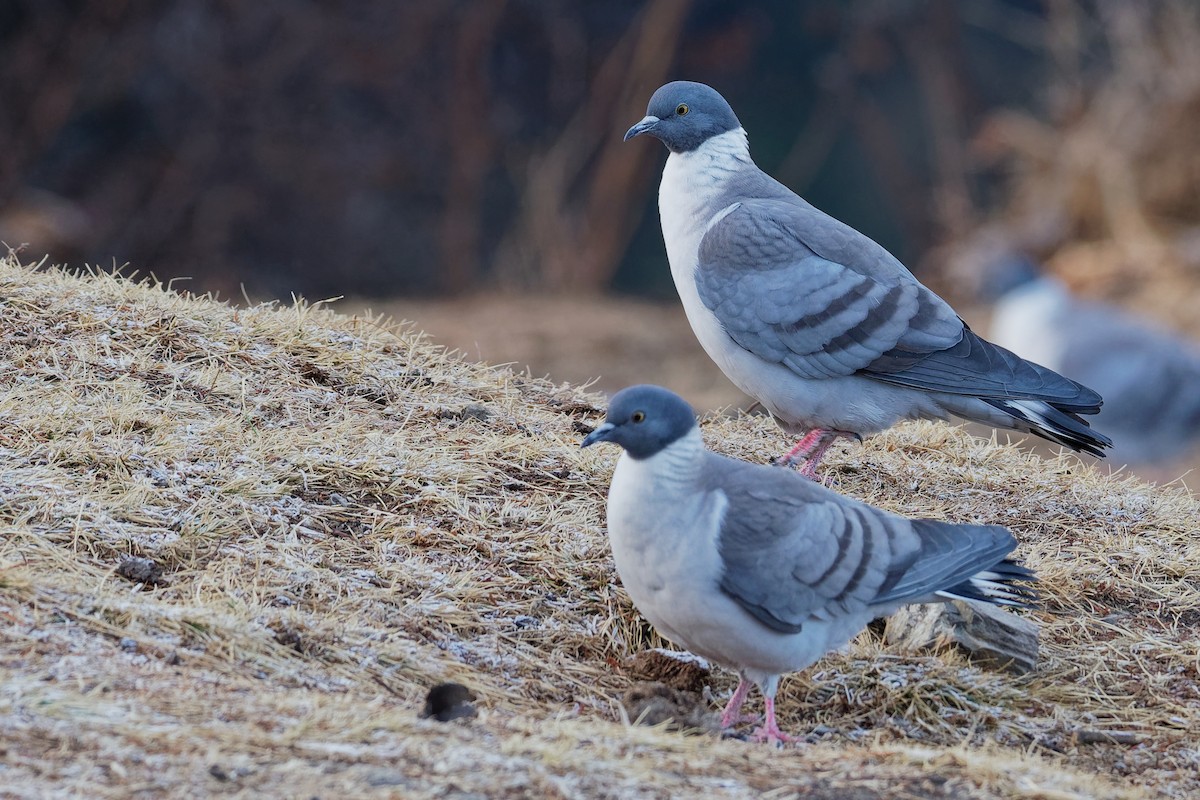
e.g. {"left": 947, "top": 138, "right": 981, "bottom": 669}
{"left": 1, "top": 257, "right": 1195, "bottom": 798}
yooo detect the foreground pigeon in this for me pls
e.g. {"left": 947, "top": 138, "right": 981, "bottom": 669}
{"left": 583, "top": 384, "right": 1037, "bottom": 744}
{"left": 624, "top": 81, "right": 1111, "bottom": 475}
{"left": 988, "top": 254, "right": 1200, "bottom": 465}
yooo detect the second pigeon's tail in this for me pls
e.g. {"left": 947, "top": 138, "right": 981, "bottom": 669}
{"left": 938, "top": 559, "right": 1039, "bottom": 609}
{"left": 872, "top": 521, "right": 1038, "bottom": 611}
{"left": 982, "top": 396, "right": 1112, "bottom": 458}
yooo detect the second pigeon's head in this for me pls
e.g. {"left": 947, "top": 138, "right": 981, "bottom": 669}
{"left": 624, "top": 81, "right": 742, "bottom": 153}
{"left": 582, "top": 385, "right": 698, "bottom": 459}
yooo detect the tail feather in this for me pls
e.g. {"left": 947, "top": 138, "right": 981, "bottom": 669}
{"left": 866, "top": 326, "right": 1113, "bottom": 456}
{"left": 985, "top": 397, "right": 1112, "bottom": 458}
{"left": 938, "top": 558, "right": 1039, "bottom": 609}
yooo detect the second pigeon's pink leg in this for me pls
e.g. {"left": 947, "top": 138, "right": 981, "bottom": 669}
{"left": 719, "top": 676, "right": 758, "bottom": 729}
{"left": 780, "top": 429, "right": 860, "bottom": 481}
{"left": 749, "top": 678, "right": 798, "bottom": 745}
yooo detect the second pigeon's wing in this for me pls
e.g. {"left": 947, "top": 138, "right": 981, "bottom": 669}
{"left": 709, "top": 455, "right": 1023, "bottom": 633}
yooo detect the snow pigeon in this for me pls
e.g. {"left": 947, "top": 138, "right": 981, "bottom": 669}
{"left": 624, "top": 81, "right": 1111, "bottom": 475}
{"left": 583, "top": 384, "right": 1037, "bottom": 744}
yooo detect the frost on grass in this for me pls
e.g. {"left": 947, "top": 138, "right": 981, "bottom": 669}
{"left": 0, "top": 256, "right": 1197, "bottom": 799}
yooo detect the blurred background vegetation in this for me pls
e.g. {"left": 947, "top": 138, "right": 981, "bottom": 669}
{"left": 4, "top": 0, "right": 1200, "bottom": 476}
{"left": 4, "top": 0, "right": 1196, "bottom": 304}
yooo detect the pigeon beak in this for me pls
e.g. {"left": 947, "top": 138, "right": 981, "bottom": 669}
{"left": 624, "top": 115, "right": 660, "bottom": 142}
{"left": 581, "top": 422, "right": 616, "bottom": 448}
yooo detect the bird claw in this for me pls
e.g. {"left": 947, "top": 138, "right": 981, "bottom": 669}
{"left": 774, "top": 428, "right": 850, "bottom": 484}
{"left": 749, "top": 725, "right": 799, "bottom": 746}
{"left": 795, "top": 460, "right": 823, "bottom": 482}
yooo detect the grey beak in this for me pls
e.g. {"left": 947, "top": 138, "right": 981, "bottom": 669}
{"left": 624, "top": 115, "right": 660, "bottom": 142}
{"left": 581, "top": 422, "right": 616, "bottom": 448}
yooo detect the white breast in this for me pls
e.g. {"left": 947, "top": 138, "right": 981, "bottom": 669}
{"left": 606, "top": 430, "right": 727, "bottom": 641}
{"left": 658, "top": 129, "right": 778, "bottom": 396}
{"left": 604, "top": 430, "right": 870, "bottom": 680}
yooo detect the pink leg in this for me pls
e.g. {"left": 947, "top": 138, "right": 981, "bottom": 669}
{"left": 749, "top": 678, "right": 798, "bottom": 745}
{"left": 776, "top": 429, "right": 826, "bottom": 467}
{"left": 719, "top": 676, "right": 758, "bottom": 729}
{"left": 796, "top": 436, "right": 837, "bottom": 481}
{"left": 780, "top": 429, "right": 859, "bottom": 482}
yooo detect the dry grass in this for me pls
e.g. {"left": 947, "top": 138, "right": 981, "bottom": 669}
{"left": 347, "top": 292, "right": 747, "bottom": 413}
{"left": 1, "top": 255, "right": 1197, "bottom": 799}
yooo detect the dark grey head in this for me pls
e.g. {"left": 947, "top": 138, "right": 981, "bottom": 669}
{"left": 581, "top": 385, "right": 698, "bottom": 459}
{"left": 624, "top": 81, "right": 742, "bottom": 153}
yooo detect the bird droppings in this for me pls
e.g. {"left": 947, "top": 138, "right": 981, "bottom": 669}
{"left": 0, "top": 257, "right": 1197, "bottom": 798}
{"left": 420, "top": 682, "right": 478, "bottom": 722}
{"left": 115, "top": 556, "right": 165, "bottom": 586}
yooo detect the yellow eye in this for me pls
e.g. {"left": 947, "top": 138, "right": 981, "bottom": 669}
{"left": 676, "top": 103, "right": 689, "bottom": 116}
{"left": 631, "top": 411, "right": 646, "bottom": 423}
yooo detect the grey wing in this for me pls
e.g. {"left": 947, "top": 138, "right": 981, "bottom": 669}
{"left": 696, "top": 199, "right": 1100, "bottom": 405}
{"left": 696, "top": 199, "right": 961, "bottom": 380}
{"left": 712, "top": 463, "right": 924, "bottom": 633}
{"left": 865, "top": 326, "right": 1100, "bottom": 407}
{"left": 711, "top": 457, "right": 1024, "bottom": 632}
{"left": 870, "top": 518, "right": 1019, "bottom": 607}
{"left": 1059, "top": 304, "right": 1200, "bottom": 415}
{"left": 1058, "top": 308, "right": 1200, "bottom": 456}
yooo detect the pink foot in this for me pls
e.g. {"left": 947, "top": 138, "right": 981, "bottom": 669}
{"left": 796, "top": 457, "right": 825, "bottom": 482}
{"left": 750, "top": 695, "right": 799, "bottom": 746}
{"left": 724, "top": 712, "right": 761, "bottom": 727}
{"left": 750, "top": 725, "right": 799, "bottom": 745}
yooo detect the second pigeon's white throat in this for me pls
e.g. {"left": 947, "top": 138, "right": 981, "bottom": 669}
{"left": 610, "top": 427, "right": 707, "bottom": 505}
{"left": 658, "top": 128, "right": 751, "bottom": 267}
{"left": 658, "top": 127, "right": 751, "bottom": 268}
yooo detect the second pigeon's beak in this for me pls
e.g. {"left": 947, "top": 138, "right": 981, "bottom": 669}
{"left": 624, "top": 115, "right": 660, "bottom": 142}
{"left": 581, "top": 422, "right": 616, "bottom": 448}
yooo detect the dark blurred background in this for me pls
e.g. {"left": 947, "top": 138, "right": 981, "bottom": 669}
{"left": 5, "top": 0, "right": 1200, "bottom": 474}
{"left": 8, "top": 0, "right": 1195, "bottom": 301}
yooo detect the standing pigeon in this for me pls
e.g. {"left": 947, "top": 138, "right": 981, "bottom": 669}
{"left": 583, "top": 384, "right": 1037, "bottom": 744}
{"left": 624, "top": 81, "right": 1110, "bottom": 475}
{"left": 987, "top": 254, "right": 1200, "bottom": 465}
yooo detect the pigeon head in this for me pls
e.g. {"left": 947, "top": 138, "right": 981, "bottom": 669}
{"left": 582, "top": 384, "right": 698, "bottom": 459}
{"left": 624, "top": 81, "right": 742, "bottom": 153}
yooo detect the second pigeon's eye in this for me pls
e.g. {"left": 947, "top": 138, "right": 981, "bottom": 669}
{"left": 676, "top": 103, "right": 689, "bottom": 116}
{"left": 631, "top": 411, "right": 646, "bottom": 423}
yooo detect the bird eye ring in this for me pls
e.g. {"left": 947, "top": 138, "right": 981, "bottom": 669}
{"left": 676, "top": 103, "right": 689, "bottom": 116}
{"left": 631, "top": 411, "right": 646, "bottom": 423}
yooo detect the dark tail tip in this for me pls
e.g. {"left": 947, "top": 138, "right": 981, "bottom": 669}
{"left": 987, "top": 398, "right": 1113, "bottom": 457}
{"left": 944, "top": 559, "right": 1039, "bottom": 609}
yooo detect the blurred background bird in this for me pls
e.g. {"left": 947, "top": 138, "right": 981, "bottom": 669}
{"left": 985, "top": 252, "right": 1200, "bottom": 468}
